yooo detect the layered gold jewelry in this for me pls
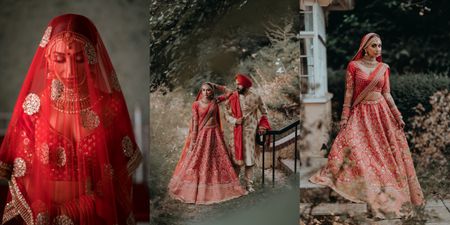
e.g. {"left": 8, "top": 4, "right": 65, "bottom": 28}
{"left": 360, "top": 56, "right": 378, "bottom": 67}
{"left": 200, "top": 98, "right": 212, "bottom": 104}
{"left": 51, "top": 96, "right": 92, "bottom": 114}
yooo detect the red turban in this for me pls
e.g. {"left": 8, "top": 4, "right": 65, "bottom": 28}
{"left": 235, "top": 73, "right": 252, "bottom": 88}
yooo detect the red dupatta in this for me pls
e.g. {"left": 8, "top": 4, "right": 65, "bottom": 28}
{"left": 228, "top": 91, "right": 271, "bottom": 164}
{"left": 228, "top": 92, "right": 244, "bottom": 164}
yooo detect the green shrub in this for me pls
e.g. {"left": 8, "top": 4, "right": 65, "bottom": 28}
{"left": 407, "top": 90, "right": 450, "bottom": 199}
{"left": 390, "top": 74, "right": 450, "bottom": 119}
{"left": 328, "top": 71, "right": 450, "bottom": 120}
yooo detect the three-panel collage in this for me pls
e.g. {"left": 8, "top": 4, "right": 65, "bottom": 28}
{"left": 0, "top": 0, "right": 449, "bottom": 225}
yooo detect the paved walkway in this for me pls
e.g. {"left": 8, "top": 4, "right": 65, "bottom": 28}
{"left": 299, "top": 158, "right": 450, "bottom": 224}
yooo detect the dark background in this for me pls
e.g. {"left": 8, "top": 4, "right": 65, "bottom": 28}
{"left": 326, "top": 0, "right": 450, "bottom": 74}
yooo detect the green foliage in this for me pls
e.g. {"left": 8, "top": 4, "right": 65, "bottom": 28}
{"left": 237, "top": 18, "right": 301, "bottom": 126}
{"left": 326, "top": 0, "right": 450, "bottom": 74}
{"left": 390, "top": 74, "right": 450, "bottom": 119}
{"left": 407, "top": 90, "right": 450, "bottom": 199}
{"left": 328, "top": 71, "right": 450, "bottom": 121}
{"left": 150, "top": 0, "right": 242, "bottom": 91}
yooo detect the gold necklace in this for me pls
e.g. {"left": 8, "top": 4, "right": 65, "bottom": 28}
{"left": 51, "top": 97, "right": 92, "bottom": 114}
{"left": 200, "top": 99, "right": 210, "bottom": 105}
{"left": 50, "top": 87, "right": 104, "bottom": 114}
{"left": 60, "top": 88, "right": 89, "bottom": 101}
{"left": 361, "top": 55, "right": 378, "bottom": 66}
{"left": 360, "top": 59, "right": 378, "bottom": 68}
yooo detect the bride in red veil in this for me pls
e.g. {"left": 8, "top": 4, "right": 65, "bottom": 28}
{"left": 0, "top": 14, "right": 142, "bottom": 225}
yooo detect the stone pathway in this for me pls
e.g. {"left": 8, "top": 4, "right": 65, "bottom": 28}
{"left": 423, "top": 199, "right": 450, "bottom": 225}
{"left": 299, "top": 157, "right": 450, "bottom": 225}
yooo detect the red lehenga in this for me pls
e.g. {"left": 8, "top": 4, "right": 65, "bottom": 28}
{"left": 0, "top": 14, "right": 142, "bottom": 225}
{"left": 168, "top": 91, "right": 247, "bottom": 204}
{"left": 310, "top": 33, "right": 424, "bottom": 219}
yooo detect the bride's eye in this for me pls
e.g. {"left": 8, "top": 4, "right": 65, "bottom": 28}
{"left": 75, "top": 54, "right": 84, "bottom": 63}
{"left": 54, "top": 54, "right": 65, "bottom": 63}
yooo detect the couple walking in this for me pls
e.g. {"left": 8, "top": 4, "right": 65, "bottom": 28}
{"left": 168, "top": 74, "right": 271, "bottom": 204}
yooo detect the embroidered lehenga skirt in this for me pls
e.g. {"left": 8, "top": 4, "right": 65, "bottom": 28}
{"left": 310, "top": 97, "right": 424, "bottom": 218}
{"left": 168, "top": 124, "right": 247, "bottom": 204}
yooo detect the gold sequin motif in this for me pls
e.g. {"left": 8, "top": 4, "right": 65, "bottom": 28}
{"left": 111, "top": 71, "right": 122, "bottom": 92}
{"left": 53, "top": 215, "right": 74, "bottom": 225}
{"left": 36, "top": 212, "right": 50, "bottom": 225}
{"left": 22, "top": 93, "right": 40, "bottom": 116}
{"left": 56, "top": 147, "right": 66, "bottom": 167}
{"left": 38, "top": 143, "right": 50, "bottom": 165}
{"left": 39, "top": 26, "right": 52, "bottom": 48}
{"left": 85, "top": 43, "right": 97, "bottom": 64}
{"left": 122, "top": 136, "right": 134, "bottom": 157}
{"left": 13, "top": 158, "right": 26, "bottom": 177}
{"left": 81, "top": 109, "right": 100, "bottom": 129}
{"left": 126, "top": 213, "right": 136, "bottom": 225}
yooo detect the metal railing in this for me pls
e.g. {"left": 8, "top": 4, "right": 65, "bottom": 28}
{"left": 257, "top": 119, "right": 300, "bottom": 187}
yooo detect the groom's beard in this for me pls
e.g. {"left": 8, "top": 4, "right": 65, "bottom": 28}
{"left": 237, "top": 87, "right": 247, "bottom": 94}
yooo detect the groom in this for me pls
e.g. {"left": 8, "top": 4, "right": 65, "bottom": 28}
{"left": 222, "top": 73, "right": 271, "bottom": 192}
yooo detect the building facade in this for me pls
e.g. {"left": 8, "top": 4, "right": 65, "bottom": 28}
{"left": 300, "top": 0, "right": 354, "bottom": 161}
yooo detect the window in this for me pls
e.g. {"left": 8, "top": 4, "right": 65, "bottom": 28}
{"left": 299, "top": 4, "right": 328, "bottom": 99}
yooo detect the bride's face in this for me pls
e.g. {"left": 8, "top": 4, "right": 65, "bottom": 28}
{"left": 47, "top": 35, "right": 87, "bottom": 89}
{"left": 365, "top": 37, "right": 382, "bottom": 58}
{"left": 201, "top": 84, "right": 213, "bottom": 98}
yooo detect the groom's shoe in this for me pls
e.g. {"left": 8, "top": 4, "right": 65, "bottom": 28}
{"left": 246, "top": 181, "right": 255, "bottom": 193}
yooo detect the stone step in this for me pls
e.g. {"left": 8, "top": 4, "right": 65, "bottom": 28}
{"left": 299, "top": 158, "right": 363, "bottom": 204}
{"left": 279, "top": 158, "right": 300, "bottom": 175}
{"left": 304, "top": 157, "right": 328, "bottom": 167}
{"left": 424, "top": 199, "right": 450, "bottom": 224}
{"left": 425, "top": 223, "right": 450, "bottom": 225}
{"left": 300, "top": 203, "right": 367, "bottom": 216}
{"left": 299, "top": 173, "right": 323, "bottom": 189}
{"left": 299, "top": 163, "right": 326, "bottom": 190}
{"left": 443, "top": 199, "right": 450, "bottom": 208}
{"left": 299, "top": 159, "right": 329, "bottom": 202}
{"left": 360, "top": 219, "right": 402, "bottom": 225}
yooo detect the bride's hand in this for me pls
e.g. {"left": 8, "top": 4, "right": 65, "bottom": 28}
{"left": 207, "top": 82, "right": 228, "bottom": 92}
{"left": 339, "top": 119, "right": 348, "bottom": 130}
{"left": 206, "top": 82, "right": 217, "bottom": 88}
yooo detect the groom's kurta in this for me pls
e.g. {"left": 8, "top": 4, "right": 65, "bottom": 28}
{"left": 225, "top": 88, "right": 269, "bottom": 166}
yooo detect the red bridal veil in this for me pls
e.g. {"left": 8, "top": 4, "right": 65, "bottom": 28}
{"left": 0, "top": 14, "right": 141, "bottom": 225}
